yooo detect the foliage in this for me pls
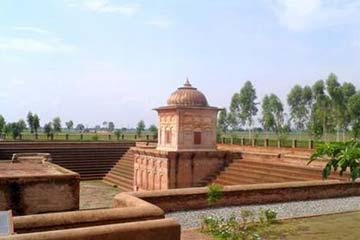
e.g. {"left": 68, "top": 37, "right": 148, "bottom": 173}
{"left": 76, "top": 123, "right": 85, "bottom": 133}
{"left": 201, "top": 209, "right": 278, "bottom": 240}
{"left": 65, "top": 120, "right": 74, "bottom": 131}
{"left": 32, "top": 114, "right": 40, "bottom": 134}
{"left": 148, "top": 124, "right": 158, "bottom": 138}
{"left": 261, "top": 94, "right": 285, "bottom": 135}
{"left": 108, "top": 121, "right": 115, "bottom": 132}
{"left": 207, "top": 184, "right": 223, "bottom": 205}
{"left": 27, "top": 112, "right": 40, "bottom": 134}
{"left": 27, "top": 112, "right": 34, "bottom": 133}
{"left": 136, "top": 120, "right": 146, "bottom": 137}
{"left": 0, "top": 115, "right": 5, "bottom": 136}
{"left": 91, "top": 135, "right": 99, "bottom": 141}
{"left": 43, "top": 122, "right": 53, "bottom": 138}
{"left": 5, "top": 120, "right": 27, "bottom": 139}
{"left": 217, "top": 109, "right": 230, "bottom": 133}
{"left": 309, "top": 141, "right": 360, "bottom": 181}
{"left": 287, "top": 85, "right": 312, "bottom": 131}
{"left": 230, "top": 81, "right": 258, "bottom": 138}
{"left": 52, "top": 117, "right": 62, "bottom": 133}
{"left": 348, "top": 92, "right": 360, "bottom": 139}
{"left": 114, "top": 129, "right": 122, "bottom": 140}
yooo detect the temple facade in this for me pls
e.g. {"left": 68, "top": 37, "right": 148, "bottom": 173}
{"left": 133, "top": 79, "right": 236, "bottom": 191}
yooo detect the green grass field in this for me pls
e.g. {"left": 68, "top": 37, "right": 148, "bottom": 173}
{"left": 268, "top": 211, "right": 360, "bottom": 240}
{"left": 193, "top": 211, "right": 360, "bottom": 240}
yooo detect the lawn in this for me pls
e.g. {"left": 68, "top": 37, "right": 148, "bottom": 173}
{"left": 270, "top": 211, "right": 360, "bottom": 240}
{"left": 189, "top": 211, "right": 360, "bottom": 240}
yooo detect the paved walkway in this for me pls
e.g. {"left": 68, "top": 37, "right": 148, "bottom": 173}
{"left": 167, "top": 196, "right": 360, "bottom": 229}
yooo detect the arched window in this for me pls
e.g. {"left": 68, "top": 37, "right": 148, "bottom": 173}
{"left": 165, "top": 129, "right": 172, "bottom": 144}
{"left": 194, "top": 131, "right": 202, "bottom": 145}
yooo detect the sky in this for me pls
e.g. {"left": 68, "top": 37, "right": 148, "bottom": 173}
{"left": 0, "top": 0, "right": 360, "bottom": 128}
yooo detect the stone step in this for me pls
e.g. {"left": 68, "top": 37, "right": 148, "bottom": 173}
{"left": 227, "top": 161, "right": 328, "bottom": 180}
{"left": 223, "top": 167, "right": 309, "bottom": 182}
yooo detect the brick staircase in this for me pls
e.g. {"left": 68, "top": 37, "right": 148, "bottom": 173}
{"left": 214, "top": 152, "right": 349, "bottom": 186}
{"left": 103, "top": 149, "right": 135, "bottom": 191}
{"left": 0, "top": 142, "right": 134, "bottom": 180}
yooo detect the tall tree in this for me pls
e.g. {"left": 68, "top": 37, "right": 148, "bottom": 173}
{"left": 348, "top": 92, "right": 360, "bottom": 139}
{"left": 52, "top": 117, "right": 62, "bottom": 133}
{"left": 287, "top": 85, "right": 312, "bottom": 130}
{"left": 341, "top": 82, "right": 356, "bottom": 140}
{"left": 230, "top": 81, "right": 258, "bottom": 138}
{"left": 32, "top": 114, "right": 40, "bottom": 134}
{"left": 75, "top": 123, "right": 85, "bottom": 133}
{"left": 102, "top": 121, "right": 108, "bottom": 130}
{"left": 108, "top": 122, "right": 115, "bottom": 132}
{"left": 27, "top": 112, "right": 34, "bottom": 133}
{"left": 261, "top": 94, "right": 284, "bottom": 135}
{"left": 136, "top": 120, "right": 145, "bottom": 137}
{"left": 65, "top": 120, "right": 74, "bottom": 131}
{"left": 17, "top": 119, "right": 27, "bottom": 131}
{"left": 326, "top": 73, "right": 344, "bottom": 141}
{"left": 43, "top": 122, "right": 53, "bottom": 138}
{"left": 217, "top": 109, "right": 229, "bottom": 133}
{"left": 311, "top": 80, "right": 332, "bottom": 140}
{"left": 0, "top": 115, "right": 5, "bottom": 137}
{"left": 6, "top": 120, "right": 26, "bottom": 139}
{"left": 148, "top": 124, "right": 158, "bottom": 139}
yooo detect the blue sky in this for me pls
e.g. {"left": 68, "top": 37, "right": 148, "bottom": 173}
{"left": 0, "top": 0, "right": 360, "bottom": 128}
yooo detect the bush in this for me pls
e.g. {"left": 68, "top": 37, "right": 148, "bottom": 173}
{"left": 207, "top": 184, "right": 223, "bottom": 205}
{"left": 201, "top": 209, "right": 278, "bottom": 240}
{"left": 309, "top": 141, "right": 360, "bottom": 181}
{"left": 92, "top": 135, "right": 99, "bottom": 141}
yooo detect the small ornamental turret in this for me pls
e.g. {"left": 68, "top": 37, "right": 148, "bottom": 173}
{"left": 154, "top": 79, "right": 221, "bottom": 151}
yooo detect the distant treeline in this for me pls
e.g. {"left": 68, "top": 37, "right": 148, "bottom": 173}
{"left": 0, "top": 113, "right": 158, "bottom": 140}
{"left": 217, "top": 73, "right": 360, "bottom": 141}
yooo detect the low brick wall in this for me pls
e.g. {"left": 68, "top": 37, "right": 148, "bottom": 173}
{"left": 14, "top": 193, "right": 164, "bottom": 233}
{"left": 127, "top": 180, "right": 360, "bottom": 212}
{"left": 0, "top": 163, "right": 79, "bottom": 216}
{"left": 1, "top": 219, "right": 180, "bottom": 240}
{"left": 7, "top": 190, "right": 181, "bottom": 240}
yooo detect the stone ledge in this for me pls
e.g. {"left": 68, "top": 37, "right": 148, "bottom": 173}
{"left": 14, "top": 192, "right": 164, "bottom": 233}
{"left": 124, "top": 180, "right": 360, "bottom": 212}
{"left": 2, "top": 219, "right": 180, "bottom": 240}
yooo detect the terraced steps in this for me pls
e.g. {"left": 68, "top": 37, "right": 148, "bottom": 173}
{"left": 213, "top": 154, "right": 350, "bottom": 186}
{"left": 0, "top": 142, "right": 134, "bottom": 180}
{"left": 103, "top": 150, "right": 135, "bottom": 191}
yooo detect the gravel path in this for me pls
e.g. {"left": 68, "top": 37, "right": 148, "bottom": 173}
{"left": 166, "top": 196, "right": 360, "bottom": 229}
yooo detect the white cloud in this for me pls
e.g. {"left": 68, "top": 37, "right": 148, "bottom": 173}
{"left": 146, "top": 17, "right": 172, "bottom": 29}
{"left": 269, "top": 0, "right": 360, "bottom": 31}
{"left": 67, "top": 0, "right": 140, "bottom": 16}
{"left": 11, "top": 26, "right": 51, "bottom": 35}
{"left": 0, "top": 38, "right": 78, "bottom": 54}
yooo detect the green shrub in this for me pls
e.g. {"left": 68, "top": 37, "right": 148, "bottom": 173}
{"left": 202, "top": 209, "right": 278, "bottom": 240}
{"left": 207, "top": 184, "right": 223, "bottom": 205}
{"left": 309, "top": 140, "right": 360, "bottom": 181}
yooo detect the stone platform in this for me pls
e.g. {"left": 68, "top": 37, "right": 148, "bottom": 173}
{"left": 0, "top": 155, "right": 79, "bottom": 216}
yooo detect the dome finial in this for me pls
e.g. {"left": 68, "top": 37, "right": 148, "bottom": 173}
{"left": 184, "top": 77, "right": 191, "bottom": 87}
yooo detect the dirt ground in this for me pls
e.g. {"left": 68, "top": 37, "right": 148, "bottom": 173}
{"left": 80, "top": 180, "right": 122, "bottom": 209}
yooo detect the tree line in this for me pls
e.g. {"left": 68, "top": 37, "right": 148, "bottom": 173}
{"left": 0, "top": 112, "right": 158, "bottom": 140}
{"left": 218, "top": 73, "right": 360, "bottom": 141}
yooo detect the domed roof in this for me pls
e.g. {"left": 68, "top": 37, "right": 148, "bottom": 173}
{"left": 167, "top": 79, "right": 209, "bottom": 107}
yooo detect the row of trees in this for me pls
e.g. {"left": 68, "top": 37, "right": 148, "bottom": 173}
{"left": 218, "top": 73, "right": 360, "bottom": 140}
{"left": 0, "top": 113, "right": 158, "bottom": 140}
